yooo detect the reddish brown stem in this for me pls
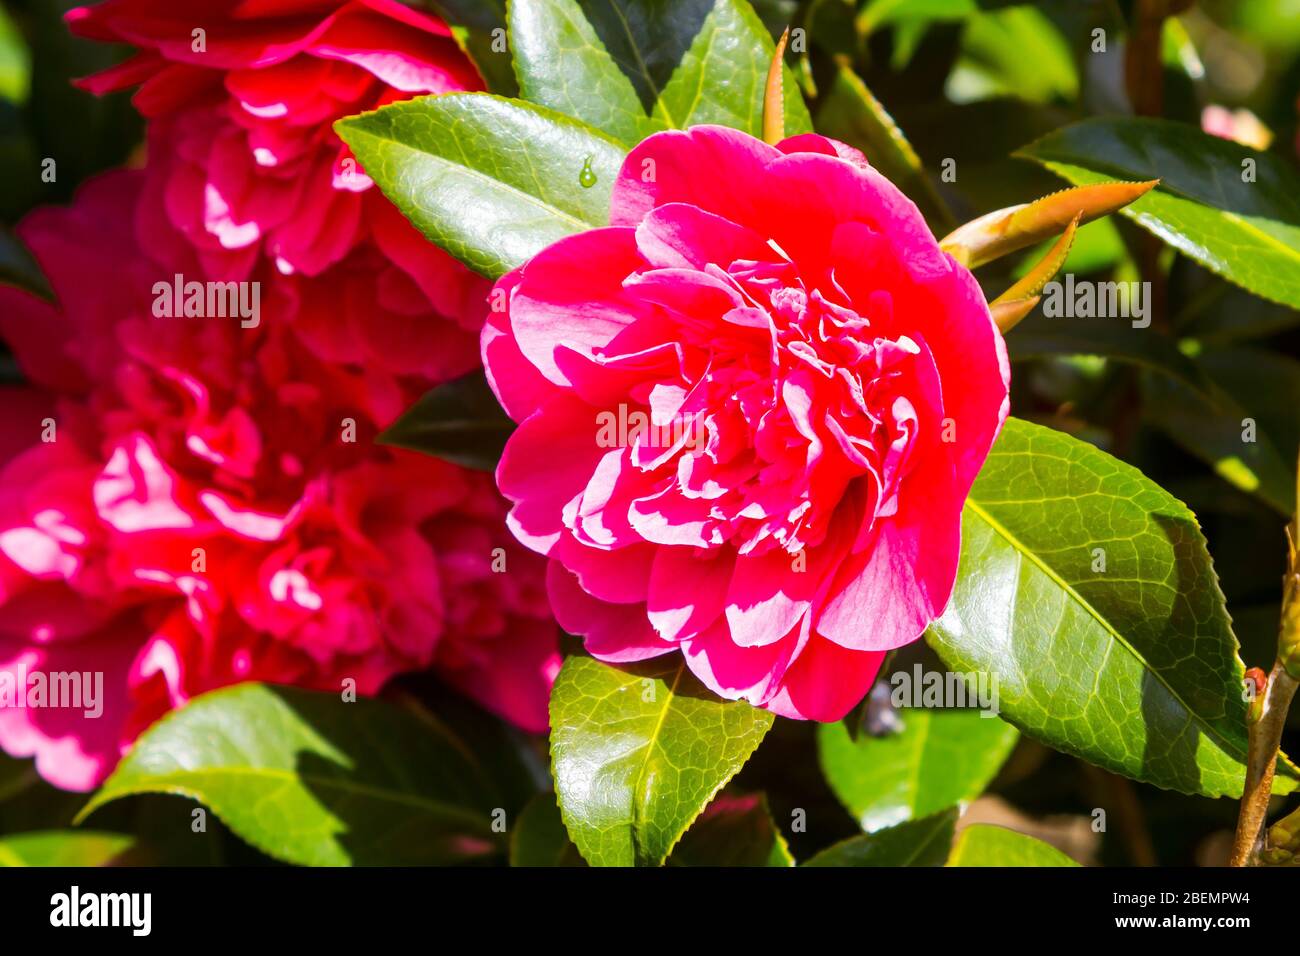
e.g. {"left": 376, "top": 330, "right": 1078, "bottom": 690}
{"left": 1231, "top": 662, "right": 1299, "bottom": 866}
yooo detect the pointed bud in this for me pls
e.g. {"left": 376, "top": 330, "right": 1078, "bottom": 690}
{"left": 763, "top": 28, "right": 790, "bottom": 146}
{"left": 941, "top": 179, "right": 1158, "bottom": 268}
{"left": 1245, "top": 667, "right": 1269, "bottom": 723}
{"left": 992, "top": 212, "right": 1080, "bottom": 310}
{"left": 989, "top": 295, "right": 1041, "bottom": 334}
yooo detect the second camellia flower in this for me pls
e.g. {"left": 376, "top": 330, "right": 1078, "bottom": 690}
{"left": 483, "top": 125, "right": 1010, "bottom": 721}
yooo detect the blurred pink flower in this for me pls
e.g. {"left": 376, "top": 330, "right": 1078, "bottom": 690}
{"left": 1200, "top": 105, "right": 1272, "bottom": 151}
{"left": 0, "top": 171, "right": 559, "bottom": 791}
{"left": 68, "top": 0, "right": 483, "bottom": 280}
{"left": 483, "top": 126, "right": 1008, "bottom": 721}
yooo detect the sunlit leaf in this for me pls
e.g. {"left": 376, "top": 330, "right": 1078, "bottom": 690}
{"left": 549, "top": 655, "right": 774, "bottom": 867}
{"left": 929, "top": 417, "right": 1300, "bottom": 798}
{"left": 947, "top": 824, "right": 1079, "bottom": 866}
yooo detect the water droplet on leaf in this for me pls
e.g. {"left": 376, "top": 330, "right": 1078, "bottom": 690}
{"left": 578, "top": 156, "right": 597, "bottom": 189}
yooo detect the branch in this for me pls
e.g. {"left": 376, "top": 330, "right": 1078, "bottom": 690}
{"left": 1230, "top": 662, "right": 1298, "bottom": 866}
{"left": 1230, "top": 477, "right": 1300, "bottom": 867}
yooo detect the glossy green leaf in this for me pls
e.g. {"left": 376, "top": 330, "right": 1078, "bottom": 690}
{"left": 510, "top": 793, "right": 587, "bottom": 867}
{"left": 336, "top": 93, "right": 627, "bottom": 279}
{"left": 1018, "top": 118, "right": 1300, "bottom": 308}
{"left": 818, "top": 708, "right": 1018, "bottom": 832}
{"left": 947, "top": 824, "right": 1078, "bottom": 867}
{"left": 549, "top": 655, "right": 774, "bottom": 867}
{"left": 814, "top": 63, "right": 953, "bottom": 230}
{"left": 510, "top": 788, "right": 792, "bottom": 866}
{"left": 655, "top": 0, "right": 812, "bottom": 136}
{"left": 77, "top": 684, "right": 506, "bottom": 866}
{"left": 669, "top": 792, "right": 794, "bottom": 866}
{"left": 803, "top": 808, "right": 957, "bottom": 867}
{"left": 928, "top": 417, "right": 1300, "bottom": 798}
{"left": 508, "top": 0, "right": 663, "bottom": 145}
{"left": 511, "top": 0, "right": 810, "bottom": 143}
{"left": 379, "top": 370, "right": 514, "bottom": 471}
{"left": 0, "top": 831, "right": 133, "bottom": 867}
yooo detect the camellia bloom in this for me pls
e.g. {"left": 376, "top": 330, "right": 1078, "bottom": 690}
{"left": 68, "top": 0, "right": 483, "bottom": 280}
{"left": 483, "top": 125, "right": 1009, "bottom": 721}
{"left": 0, "top": 172, "right": 559, "bottom": 790}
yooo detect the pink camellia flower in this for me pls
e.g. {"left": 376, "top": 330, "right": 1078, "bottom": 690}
{"left": 67, "top": 0, "right": 483, "bottom": 280}
{"left": 0, "top": 171, "right": 560, "bottom": 790}
{"left": 483, "top": 126, "right": 1009, "bottom": 721}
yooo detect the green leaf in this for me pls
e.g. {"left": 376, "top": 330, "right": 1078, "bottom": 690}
{"left": 1018, "top": 117, "right": 1300, "bottom": 308}
{"left": 1192, "top": 346, "right": 1300, "bottom": 490}
{"left": 76, "top": 684, "right": 507, "bottom": 866}
{"left": 1005, "top": 311, "right": 1213, "bottom": 395}
{"left": 928, "top": 417, "right": 1300, "bottom": 798}
{"left": 549, "top": 654, "right": 774, "bottom": 867}
{"left": 0, "top": 4, "right": 30, "bottom": 105}
{"left": 510, "top": 0, "right": 810, "bottom": 143}
{"left": 804, "top": 0, "right": 858, "bottom": 62}
{"left": 946, "top": 824, "right": 1079, "bottom": 867}
{"left": 803, "top": 808, "right": 957, "bottom": 866}
{"left": 0, "top": 831, "right": 133, "bottom": 867}
{"left": 510, "top": 792, "right": 587, "bottom": 867}
{"left": 814, "top": 64, "right": 953, "bottom": 230}
{"left": 1142, "top": 347, "right": 1299, "bottom": 515}
{"left": 1179, "top": 284, "right": 1300, "bottom": 344}
{"left": 428, "top": 0, "right": 517, "bottom": 95}
{"left": 950, "top": 6, "right": 1077, "bottom": 104}
{"left": 336, "top": 92, "right": 627, "bottom": 279}
{"left": 655, "top": 0, "right": 812, "bottom": 137}
{"left": 510, "top": 788, "right": 793, "bottom": 866}
{"left": 0, "top": 227, "right": 51, "bottom": 300}
{"left": 858, "top": 0, "right": 979, "bottom": 33}
{"left": 379, "top": 370, "right": 514, "bottom": 470}
{"left": 818, "top": 707, "right": 1018, "bottom": 832}
{"left": 508, "top": 0, "right": 663, "bottom": 145}
{"left": 669, "top": 792, "right": 794, "bottom": 866}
